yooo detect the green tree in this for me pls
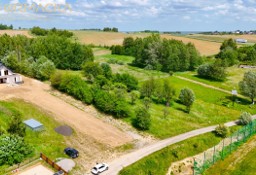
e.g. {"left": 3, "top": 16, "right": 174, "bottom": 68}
{"left": 239, "top": 112, "right": 252, "bottom": 125}
{"left": 133, "top": 107, "right": 151, "bottom": 130}
{"left": 130, "top": 91, "right": 140, "bottom": 104}
{"left": 140, "top": 77, "right": 156, "bottom": 97}
{"left": 239, "top": 71, "right": 256, "bottom": 104}
{"left": 143, "top": 97, "right": 152, "bottom": 109}
{"left": 31, "top": 56, "right": 56, "bottom": 80}
{"left": 101, "top": 63, "right": 112, "bottom": 79}
{"left": 7, "top": 113, "right": 26, "bottom": 137}
{"left": 0, "top": 134, "right": 32, "bottom": 165}
{"left": 179, "top": 88, "right": 195, "bottom": 113}
{"left": 83, "top": 62, "right": 103, "bottom": 80}
{"left": 162, "top": 80, "right": 175, "bottom": 106}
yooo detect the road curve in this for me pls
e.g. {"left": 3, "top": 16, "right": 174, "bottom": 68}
{"left": 103, "top": 116, "right": 256, "bottom": 175}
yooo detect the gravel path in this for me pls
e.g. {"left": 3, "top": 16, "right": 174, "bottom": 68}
{"left": 103, "top": 116, "right": 256, "bottom": 175}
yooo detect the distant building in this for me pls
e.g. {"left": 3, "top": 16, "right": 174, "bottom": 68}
{"left": 235, "top": 39, "right": 248, "bottom": 43}
{"left": 0, "top": 63, "right": 22, "bottom": 84}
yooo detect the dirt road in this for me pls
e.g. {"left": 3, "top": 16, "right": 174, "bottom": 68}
{"left": 103, "top": 116, "right": 256, "bottom": 175}
{"left": 0, "top": 77, "right": 132, "bottom": 147}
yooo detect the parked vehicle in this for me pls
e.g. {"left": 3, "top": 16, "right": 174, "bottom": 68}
{"left": 91, "top": 163, "right": 109, "bottom": 174}
{"left": 64, "top": 147, "right": 79, "bottom": 158}
{"left": 53, "top": 170, "right": 64, "bottom": 175}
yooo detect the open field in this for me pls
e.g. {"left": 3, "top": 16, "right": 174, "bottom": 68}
{"left": 0, "top": 30, "right": 32, "bottom": 38}
{"left": 188, "top": 34, "right": 256, "bottom": 44}
{"left": 72, "top": 30, "right": 149, "bottom": 46}
{"left": 205, "top": 135, "right": 256, "bottom": 175}
{"left": 161, "top": 34, "right": 221, "bottom": 56}
{"left": 93, "top": 50, "right": 256, "bottom": 139}
{"left": 74, "top": 31, "right": 221, "bottom": 56}
{"left": 176, "top": 66, "right": 256, "bottom": 91}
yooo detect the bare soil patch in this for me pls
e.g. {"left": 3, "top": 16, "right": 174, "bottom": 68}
{"left": 17, "top": 164, "right": 53, "bottom": 175}
{"left": 0, "top": 77, "right": 132, "bottom": 147}
{"left": 55, "top": 125, "right": 73, "bottom": 136}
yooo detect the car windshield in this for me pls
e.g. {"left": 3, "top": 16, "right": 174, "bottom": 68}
{"left": 92, "top": 167, "right": 97, "bottom": 171}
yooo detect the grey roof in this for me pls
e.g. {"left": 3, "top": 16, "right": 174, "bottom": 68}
{"left": 24, "top": 119, "right": 43, "bottom": 129}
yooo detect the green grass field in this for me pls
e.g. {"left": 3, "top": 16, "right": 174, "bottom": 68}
{"left": 176, "top": 66, "right": 256, "bottom": 91}
{"left": 0, "top": 99, "right": 67, "bottom": 160}
{"left": 204, "top": 135, "right": 256, "bottom": 175}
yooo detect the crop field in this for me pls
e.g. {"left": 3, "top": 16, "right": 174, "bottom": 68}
{"left": 161, "top": 34, "right": 221, "bottom": 56}
{"left": 0, "top": 30, "right": 32, "bottom": 38}
{"left": 188, "top": 34, "right": 256, "bottom": 44}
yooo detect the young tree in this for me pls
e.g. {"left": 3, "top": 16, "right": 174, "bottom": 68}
{"left": 162, "top": 107, "right": 170, "bottom": 119}
{"left": 130, "top": 91, "right": 140, "bottom": 104}
{"left": 7, "top": 113, "right": 26, "bottom": 137}
{"left": 140, "top": 77, "right": 156, "bottom": 97}
{"left": 31, "top": 56, "right": 56, "bottom": 80}
{"left": 179, "top": 88, "right": 195, "bottom": 113}
{"left": 239, "top": 71, "right": 256, "bottom": 104}
{"left": 239, "top": 112, "right": 252, "bottom": 125}
{"left": 143, "top": 97, "right": 152, "bottom": 109}
{"left": 82, "top": 62, "right": 103, "bottom": 80}
{"left": 162, "top": 80, "right": 175, "bottom": 106}
{"left": 133, "top": 107, "right": 151, "bottom": 130}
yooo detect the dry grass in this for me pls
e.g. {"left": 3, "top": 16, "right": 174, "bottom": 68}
{"left": 191, "top": 34, "right": 256, "bottom": 43}
{"left": 0, "top": 30, "right": 32, "bottom": 38}
{"left": 73, "top": 30, "right": 150, "bottom": 46}
{"left": 73, "top": 31, "right": 221, "bottom": 56}
{"left": 161, "top": 34, "right": 221, "bottom": 56}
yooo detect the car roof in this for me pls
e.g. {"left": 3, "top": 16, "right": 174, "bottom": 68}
{"left": 94, "top": 163, "right": 107, "bottom": 168}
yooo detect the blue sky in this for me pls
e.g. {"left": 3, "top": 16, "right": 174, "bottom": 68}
{"left": 0, "top": 0, "right": 256, "bottom": 31}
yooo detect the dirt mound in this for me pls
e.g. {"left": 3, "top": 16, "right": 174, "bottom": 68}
{"left": 55, "top": 125, "right": 73, "bottom": 136}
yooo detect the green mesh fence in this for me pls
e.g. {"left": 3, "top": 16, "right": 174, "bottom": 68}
{"left": 193, "top": 121, "right": 256, "bottom": 175}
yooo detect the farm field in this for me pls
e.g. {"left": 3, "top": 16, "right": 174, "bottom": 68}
{"left": 74, "top": 31, "right": 221, "bottom": 56}
{"left": 188, "top": 34, "right": 256, "bottom": 44}
{"left": 0, "top": 30, "right": 32, "bottom": 38}
{"left": 205, "top": 135, "right": 256, "bottom": 175}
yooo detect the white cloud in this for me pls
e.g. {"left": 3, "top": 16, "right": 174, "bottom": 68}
{"left": 27, "top": 0, "right": 66, "bottom": 6}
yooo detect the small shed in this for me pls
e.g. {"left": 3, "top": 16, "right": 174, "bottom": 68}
{"left": 23, "top": 119, "right": 44, "bottom": 131}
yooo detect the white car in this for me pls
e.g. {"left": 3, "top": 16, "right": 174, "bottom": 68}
{"left": 91, "top": 163, "right": 109, "bottom": 174}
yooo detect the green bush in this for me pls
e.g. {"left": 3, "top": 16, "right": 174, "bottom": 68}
{"left": 133, "top": 107, "right": 151, "bottom": 130}
{"left": 239, "top": 112, "right": 252, "bottom": 125}
{"left": 0, "top": 134, "right": 32, "bottom": 166}
{"left": 215, "top": 124, "right": 229, "bottom": 138}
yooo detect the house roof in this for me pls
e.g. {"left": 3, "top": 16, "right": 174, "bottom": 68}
{"left": 23, "top": 119, "right": 43, "bottom": 129}
{"left": 0, "top": 62, "right": 14, "bottom": 74}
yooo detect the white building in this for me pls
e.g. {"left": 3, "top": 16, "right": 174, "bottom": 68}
{"left": 0, "top": 63, "right": 23, "bottom": 84}
{"left": 235, "top": 38, "right": 248, "bottom": 43}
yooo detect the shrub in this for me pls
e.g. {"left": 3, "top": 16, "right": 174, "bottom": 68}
{"left": 215, "top": 124, "right": 229, "bottom": 138}
{"left": 7, "top": 113, "right": 26, "bottom": 137}
{"left": 178, "top": 88, "right": 195, "bottom": 113}
{"left": 0, "top": 134, "right": 32, "bottom": 166}
{"left": 133, "top": 107, "right": 151, "bottom": 130}
{"left": 113, "top": 73, "right": 138, "bottom": 91}
{"left": 239, "top": 112, "right": 252, "bottom": 125}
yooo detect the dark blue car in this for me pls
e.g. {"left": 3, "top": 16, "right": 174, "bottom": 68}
{"left": 64, "top": 147, "right": 79, "bottom": 158}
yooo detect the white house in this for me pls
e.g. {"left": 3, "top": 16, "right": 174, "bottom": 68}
{"left": 235, "top": 38, "right": 248, "bottom": 43}
{"left": 0, "top": 63, "right": 23, "bottom": 84}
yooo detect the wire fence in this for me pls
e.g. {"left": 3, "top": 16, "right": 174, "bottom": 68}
{"left": 193, "top": 120, "right": 256, "bottom": 175}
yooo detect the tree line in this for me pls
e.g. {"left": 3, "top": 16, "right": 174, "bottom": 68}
{"left": 111, "top": 34, "right": 202, "bottom": 72}
{"left": 0, "top": 24, "right": 13, "bottom": 30}
{"left": 31, "top": 26, "right": 74, "bottom": 37}
{"left": 103, "top": 27, "right": 118, "bottom": 32}
{"left": 0, "top": 34, "right": 94, "bottom": 80}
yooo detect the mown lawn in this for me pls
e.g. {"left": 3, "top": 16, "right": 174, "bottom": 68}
{"left": 176, "top": 66, "right": 256, "bottom": 91}
{"left": 204, "top": 135, "right": 256, "bottom": 175}
{"left": 0, "top": 99, "right": 66, "bottom": 160}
